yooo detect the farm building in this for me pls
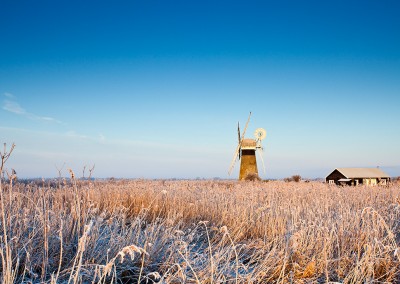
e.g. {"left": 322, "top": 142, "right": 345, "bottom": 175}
{"left": 326, "top": 168, "right": 391, "bottom": 186}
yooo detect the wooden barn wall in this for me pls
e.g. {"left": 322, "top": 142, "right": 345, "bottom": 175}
{"left": 326, "top": 170, "right": 346, "bottom": 181}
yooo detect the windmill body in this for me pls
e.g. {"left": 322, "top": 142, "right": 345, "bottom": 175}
{"left": 239, "top": 139, "right": 258, "bottom": 180}
{"left": 228, "top": 112, "right": 267, "bottom": 180}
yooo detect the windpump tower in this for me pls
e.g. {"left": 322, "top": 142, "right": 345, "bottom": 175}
{"left": 228, "top": 112, "right": 267, "bottom": 180}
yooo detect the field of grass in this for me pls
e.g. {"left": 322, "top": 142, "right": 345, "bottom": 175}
{"left": 1, "top": 175, "right": 400, "bottom": 283}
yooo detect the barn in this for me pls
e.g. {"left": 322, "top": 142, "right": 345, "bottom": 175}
{"left": 325, "top": 168, "right": 391, "bottom": 186}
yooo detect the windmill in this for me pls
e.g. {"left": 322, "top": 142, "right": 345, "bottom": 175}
{"left": 228, "top": 112, "right": 267, "bottom": 180}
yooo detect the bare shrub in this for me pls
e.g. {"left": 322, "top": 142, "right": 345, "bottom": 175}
{"left": 284, "top": 175, "right": 302, "bottom": 182}
{"left": 292, "top": 174, "right": 301, "bottom": 182}
{"left": 244, "top": 173, "right": 261, "bottom": 181}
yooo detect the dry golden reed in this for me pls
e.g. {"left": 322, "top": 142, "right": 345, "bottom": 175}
{"left": 0, "top": 177, "right": 400, "bottom": 283}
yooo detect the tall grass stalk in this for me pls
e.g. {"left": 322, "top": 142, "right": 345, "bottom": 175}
{"left": 0, "top": 143, "right": 16, "bottom": 284}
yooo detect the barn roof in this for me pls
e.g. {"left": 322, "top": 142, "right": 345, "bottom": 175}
{"left": 335, "top": 168, "right": 390, "bottom": 178}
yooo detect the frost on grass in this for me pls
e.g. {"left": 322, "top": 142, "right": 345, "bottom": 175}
{"left": 1, "top": 179, "right": 400, "bottom": 283}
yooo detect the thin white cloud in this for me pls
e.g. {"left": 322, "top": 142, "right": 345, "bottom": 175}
{"left": 3, "top": 100, "right": 26, "bottom": 115}
{"left": 36, "top": 116, "right": 63, "bottom": 124}
{"left": 0, "top": 126, "right": 103, "bottom": 144}
{"left": 0, "top": 126, "right": 86, "bottom": 140}
{"left": 2, "top": 93, "right": 63, "bottom": 124}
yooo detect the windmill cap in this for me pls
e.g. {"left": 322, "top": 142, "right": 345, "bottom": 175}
{"left": 241, "top": 139, "right": 257, "bottom": 149}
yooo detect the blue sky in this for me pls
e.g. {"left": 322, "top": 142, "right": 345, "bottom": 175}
{"left": 1, "top": 0, "right": 399, "bottom": 179}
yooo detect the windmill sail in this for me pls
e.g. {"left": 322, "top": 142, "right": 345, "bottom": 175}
{"left": 238, "top": 122, "right": 241, "bottom": 160}
{"left": 257, "top": 147, "right": 266, "bottom": 174}
{"left": 228, "top": 112, "right": 251, "bottom": 175}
